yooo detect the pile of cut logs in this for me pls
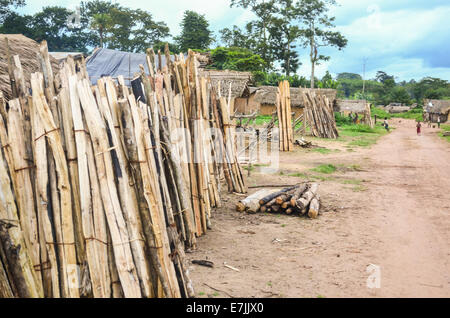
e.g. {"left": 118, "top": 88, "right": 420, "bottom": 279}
{"left": 303, "top": 90, "right": 339, "bottom": 139}
{"left": 236, "top": 183, "right": 320, "bottom": 219}
{"left": 0, "top": 40, "right": 246, "bottom": 298}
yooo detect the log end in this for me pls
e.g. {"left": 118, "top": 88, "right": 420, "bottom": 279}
{"left": 236, "top": 202, "right": 246, "bottom": 212}
{"left": 308, "top": 209, "right": 319, "bottom": 219}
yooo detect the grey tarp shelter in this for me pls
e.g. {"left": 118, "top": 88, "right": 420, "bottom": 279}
{"left": 86, "top": 48, "right": 171, "bottom": 85}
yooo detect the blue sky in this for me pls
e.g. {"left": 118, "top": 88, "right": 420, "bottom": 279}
{"left": 18, "top": 0, "right": 450, "bottom": 81}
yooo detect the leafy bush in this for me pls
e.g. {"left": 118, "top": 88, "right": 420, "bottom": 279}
{"left": 335, "top": 112, "right": 353, "bottom": 126}
{"left": 210, "top": 47, "right": 266, "bottom": 73}
{"left": 311, "top": 164, "right": 337, "bottom": 174}
{"left": 256, "top": 73, "right": 308, "bottom": 88}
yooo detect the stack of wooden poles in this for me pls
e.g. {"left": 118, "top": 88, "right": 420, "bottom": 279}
{"left": 0, "top": 41, "right": 246, "bottom": 298}
{"left": 302, "top": 90, "right": 339, "bottom": 139}
{"left": 276, "top": 80, "right": 294, "bottom": 151}
{"left": 363, "top": 102, "right": 374, "bottom": 127}
{"left": 236, "top": 183, "right": 320, "bottom": 219}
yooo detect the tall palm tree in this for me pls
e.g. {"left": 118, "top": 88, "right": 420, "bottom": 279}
{"left": 91, "top": 13, "right": 112, "bottom": 48}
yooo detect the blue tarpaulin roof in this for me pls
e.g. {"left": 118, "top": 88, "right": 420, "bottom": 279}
{"left": 86, "top": 48, "right": 170, "bottom": 85}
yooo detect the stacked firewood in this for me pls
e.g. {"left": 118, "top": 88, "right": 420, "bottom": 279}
{"left": 276, "top": 80, "right": 294, "bottom": 151}
{"left": 236, "top": 183, "right": 320, "bottom": 218}
{"left": 0, "top": 41, "right": 246, "bottom": 298}
{"left": 303, "top": 90, "right": 339, "bottom": 139}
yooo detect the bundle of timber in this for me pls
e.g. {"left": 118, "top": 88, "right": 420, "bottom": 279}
{"left": 0, "top": 41, "right": 246, "bottom": 298}
{"left": 236, "top": 183, "right": 321, "bottom": 218}
{"left": 276, "top": 80, "right": 294, "bottom": 151}
{"left": 303, "top": 90, "right": 339, "bottom": 139}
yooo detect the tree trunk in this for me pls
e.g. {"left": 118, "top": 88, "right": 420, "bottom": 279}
{"left": 99, "top": 28, "right": 104, "bottom": 48}
{"left": 310, "top": 24, "right": 316, "bottom": 89}
{"left": 285, "top": 42, "right": 291, "bottom": 77}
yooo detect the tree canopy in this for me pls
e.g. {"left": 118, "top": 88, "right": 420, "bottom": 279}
{"left": 175, "top": 11, "right": 214, "bottom": 53}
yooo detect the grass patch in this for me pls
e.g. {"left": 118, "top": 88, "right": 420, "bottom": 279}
{"left": 255, "top": 115, "right": 274, "bottom": 126}
{"left": 352, "top": 185, "right": 368, "bottom": 192}
{"left": 341, "top": 179, "right": 362, "bottom": 185}
{"left": 371, "top": 106, "right": 424, "bottom": 122}
{"left": 287, "top": 172, "right": 309, "bottom": 178}
{"left": 253, "top": 163, "right": 271, "bottom": 167}
{"left": 198, "top": 291, "right": 205, "bottom": 296}
{"left": 311, "top": 164, "right": 337, "bottom": 174}
{"left": 439, "top": 124, "right": 450, "bottom": 143}
{"left": 311, "top": 148, "right": 333, "bottom": 154}
{"left": 338, "top": 124, "right": 388, "bottom": 148}
{"left": 310, "top": 175, "right": 334, "bottom": 181}
{"left": 347, "top": 164, "right": 363, "bottom": 171}
{"left": 348, "top": 139, "right": 373, "bottom": 147}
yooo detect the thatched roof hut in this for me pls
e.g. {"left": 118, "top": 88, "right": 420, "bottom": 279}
{"left": 424, "top": 99, "right": 450, "bottom": 122}
{"left": 335, "top": 99, "right": 368, "bottom": 113}
{"left": 387, "top": 106, "right": 411, "bottom": 114}
{"left": 243, "top": 86, "right": 337, "bottom": 117}
{"left": 249, "top": 86, "right": 337, "bottom": 107}
{"left": 198, "top": 69, "right": 252, "bottom": 99}
{"left": 0, "top": 34, "right": 59, "bottom": 100}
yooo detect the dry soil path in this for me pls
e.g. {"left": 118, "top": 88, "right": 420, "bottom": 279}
{"left": 188, "top": 119, "right": 450, "bottom": 298}
{"left": 360, "top": 120, "right": 450, "bottom": 297}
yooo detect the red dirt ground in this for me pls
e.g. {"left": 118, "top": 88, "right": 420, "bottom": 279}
{"left": 187, "top": 119, "right": 450, "bottom": 298}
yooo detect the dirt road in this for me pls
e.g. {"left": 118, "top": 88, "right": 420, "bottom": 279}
{"left": 188, "top": 119, "right": 450, "bottom": 298}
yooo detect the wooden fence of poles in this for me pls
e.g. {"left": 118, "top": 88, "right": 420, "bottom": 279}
{"left": 0, "top": 41, "right": 246, "bottom": 298}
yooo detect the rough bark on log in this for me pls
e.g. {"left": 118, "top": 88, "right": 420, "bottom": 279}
{"left": 308, "top": 194, "right": 321, "bottom": 219}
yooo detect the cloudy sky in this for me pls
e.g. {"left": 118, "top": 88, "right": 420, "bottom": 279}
{"left": 19, "top": 0, "right": 450, "bottom": 81}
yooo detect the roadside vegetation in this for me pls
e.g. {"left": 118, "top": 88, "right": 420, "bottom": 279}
{"left": 371, "top": 106, "right": 424, "bottom": 122}
{"left": 338, "top": 124, "right": 389, "bottom": 148}
{"left": 440, "top": 125, "right": 450, "bottom": 143}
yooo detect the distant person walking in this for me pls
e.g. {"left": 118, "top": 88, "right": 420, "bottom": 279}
{"left": 437, "top": 116, "right": 441, "bottom": 129}
{"left": 417, "top": 121, "right": 422, "bottom": 136}
{"left": 383, "top": 118, "right": 390, "bottom": 132}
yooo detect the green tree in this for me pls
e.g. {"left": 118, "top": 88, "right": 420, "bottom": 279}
{"left": 175, "top": 11, "right": 214, "bottom": 52}
{"left": 337, "top": 72, "right": 362, "bottom": 80}
{"left": 0, "top": 12, "right": 34, "bottom": 37}
{"left": 296, "top": 0, "right": 347, "bottom": 88}
{"left": 321, "top": 70, "right": 332, "bottom": 82}
{"left": 230, "top": 0, "right": 278, "bottom": 68}
{"left": 220, "top": 25, "right": 250, "bottom": 48}
{"left": 0, "top": 0, "right": 24, "bottom": 22}
{"left": 91, "top": 13, "right": 112, "bottom": 47}
{"left": 131, "top": 9, "right": 170, "bottom": 53}
{"left": 210, "top": 47, "right": 266, "bottom": 73}
{"left": 375, "top": 71, "right": 394, "bottom": 83}
{"left": 31, "top": 6, "right": 89, "bottom": 52}
{"left": 82, "top": 0, "right": 170, "bottom": 52}
{"left": 389, "top": 86, "right": 411, "bottom": 105}
{"left": 268, "top": 0, "right": 302, "bottom": 75}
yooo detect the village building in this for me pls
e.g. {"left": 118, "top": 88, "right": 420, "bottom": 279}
{"left": 237, "top": 86, "right": 337, "bottom": 118}
{"left": 424, "top": 99, "right": 450, "bottom": 123}
{"left": 335, "top": 99, "right": 373, "bottom": 126}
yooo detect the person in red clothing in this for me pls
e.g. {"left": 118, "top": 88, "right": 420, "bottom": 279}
{"left": 416, "top": 121, "right": 422, "bottom": 136}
